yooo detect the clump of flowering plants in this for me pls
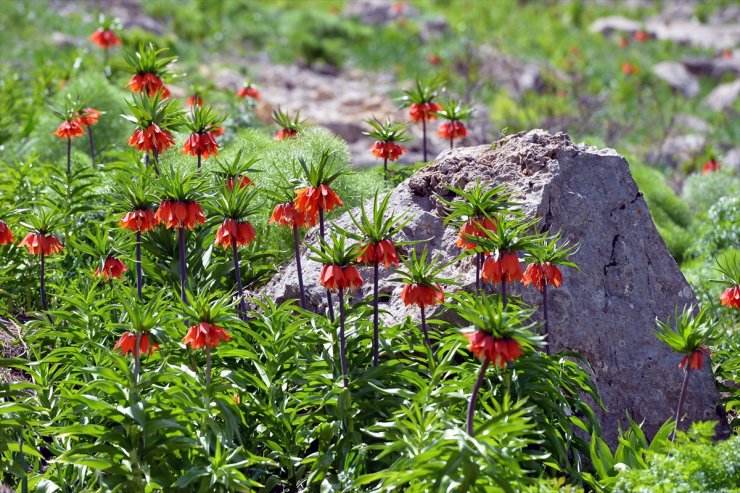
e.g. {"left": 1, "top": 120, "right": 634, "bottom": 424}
{"left": 116, "top": 289, "right": 165, "bottom": 382}
{"left": 272, "top": 107, "right": 304, "bottom": 141}
{"left": 123, "top": 43, "right": 175, "bottom": 99}
{"left": 51, "top": 96, "right": 85, "bottom": 176}
{"left": 656, "top": 306, "right": 716, "bottom": 440}
{"left": 434, "top": 100, "right": 473, "bottom": 149}
{"left": 452, "top": 292, "right": 543, "bottom": 435}
{"left": 90, "top": 14, "right": 121, "bottom": 72}
{"left": 183, "top": 103, "right": 226, "bottom": 170}
{"left": 19, "top": 208, "right": 64, "bottom": 310}
{"left": 76, "top": 229, "right": 128, "bottom": 284}
{"left": 74, "top": 107, "right": 103, "bottom": 165}
{"left": 216, "top": 149, "right": 260, "bottom": 192}
{"left": 363, "top": 116, "right": 411, "bottom": 180}
{"left": 399, "top": 76, "right": 443, "bottom": 161}
{"left": 715, "top": 250, "right": 740, "bottom": 310}
{"left": 308, "top": 231, "right": 363, "bottom": 387}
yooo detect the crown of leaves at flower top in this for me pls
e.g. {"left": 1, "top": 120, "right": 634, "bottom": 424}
{"left": 398, "top": 76, "right": 444, "bottom": 106}
{"left": 714, "top": 250, "right": 740, "bottom": 286}
{"left": 123, "top": 91, "right": 184, "bottom": 131}
{"left": 452, "top": 291, "right": 544, "bottom": 344}
{"left": 337, "top": 191, "right": 410, "bottom": 245}
{"left": 50, "top": 94, "right": 84, "bottom": 123}
{"left": 21, "top": 207, "right": 62, "bottom": 236}
{"left": 433, "top": 100, "right": 474, "bottom": 122}
{"left": 94, "top": 13, "right": 121, "bottom": 32}
{"left": 524, "top": 230, "right": 580, "bottom": 268}
{"left": 209, "top": 186, "right": 261, "bottom": 222}
{"left": 439, "top": 182, "right": 519, "bottom": 227}
{"left": 124, "top": 43, "right": 176, "bottom": 76}
{"left": 272, "top": 107, "right": 305, "bottom": 132}
{"left": 294, "top": 149, "right": 348, "bottom": 189}
{"left": 391, "top": 246, "right": 455, "bottom": 287}
{"left": 185, "top": 104, "right": 226, "bottom": 134}
{"left": 215, "top": 148, "right": 261, "bottom": 182}
{"left": 180, "top": 290, "right": 237, "bottom": 326}
{"left": 308, "top": 231, "right": 360, "bottom": 267}
{"left": 363, "top": 116, "right": 412, "bottom": 143}
{"left": 656, "top": 305, "right": 716, "bottom": 356}
{"left": 463, "top": 212, "right": 541, "bottom": 255}
{"left": 119, "top": 288, "right": 165, "bottom": 334}
{"left": 75, "top": 229, "right": 125, "bottom": 273}
{"left": 156, "top": 163, "right": 206, "bottom": 202}
{"left": 113, "top": 171, "right": 158, "bottom": 212}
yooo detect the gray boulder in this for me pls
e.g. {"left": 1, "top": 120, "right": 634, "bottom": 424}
{"left": 704, "top": 79, "right": 740, "bottom": 112}
{"left": 652, "top": 61, "right": 700, "bottom": 97}
{"left": 263, "top": 129, "right": 723, "bottom": 445}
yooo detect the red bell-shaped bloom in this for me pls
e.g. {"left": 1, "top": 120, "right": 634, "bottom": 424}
{"left": 357, "top": 239, "right": 399, "bottom": 267}
{"left": 120, "top": 209, "right": 158, "bottom": 232}
{"left": 456, "top": 217, "right": 497, "bottom": 250}
{"left": 20, "top": 233, "right": 64, "bottom": 256}
{"left": 482, "top": 252, "right": 522, "bottom": 284}
{"left": 269, "top": 202, "right": 317, "bottom": 228}
{"left": 274, "top": 128, "right": 298, "bottom": 141}
{"left": 464, "top": 331, "right": 523, "bottom": 368}
{"left": 721, "top": 285, "right": 740, "bottom": 309}
{"left": 187, "top": 94, "right": 203, "bottom": 106}
{"left": 679, "top": 347, "right": 710, "bottom": 370}
{"left": 182, "top": 132, "right": 220, "bottom": 159}
{"left": 400, "top": 283, "right": 445, "bottom": 308}
{"left": 114, "top": 332, "right": 159, "bottom": 357}
{"left": 128, "top": 124, "right": 175, "bottom": 154}
{"left": 522, "top": 262, "right": 563, "bottom": 291}
{"left": 702, "top": 160, "right": 721, "bottom": 175}
{"left": 95, "top": 256, "right": 127, "bottom": 280}
{"left": 211, "top": 125, "right": 225, "bottom": 136}
{"left": 0, "top": 221, "right": 14, "bottom": 245}
{"left": 54, "top": 120, "right": 84, "bottom": 140}
{"left": 90, "top": 29, "right": 121, "bottom": 48}
{"left": 621, "top": 62, "right": 638, "bottom": 75}
{"left": 237, "top": 86, "right": 261, "bottom": 100}
{"left": 437, "top": 121, "right": 467, "bottom": 139}
{"left": 319, "top": 264, "right": 363, "bottom": 292}
{"left": 183, "top": 321, "right": 231, "bottom": 349}
{"left": 155, "top": 200, "right": 206, "bottom": 230}
{"left": 294, "top": 185, "right": 343, "bottom": 215}
{"left": 126, "top": 72, "right": 171, "bottom": 99}
{"left": 226, "top": 176, "right": 252, "bottom": 191}
{"left": 370, "top": 141, "right": 406, "bottom": 161}
{"left": 409, "top": 101, "right": 442, "bottom": 122}
{"left": 215, "top": 219, "right": 256, "bottom": 249}
{"left": 75, "top": 108, "right": 102, "bottom": 126}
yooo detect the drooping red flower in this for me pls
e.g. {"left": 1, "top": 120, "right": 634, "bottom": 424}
{"left": 126, "top": 73, "right": 171, "bottom": 99}
{"left": 720, "top": 285, "right": 740, "bottom": 309}
{"left": 114, "top": 332, "right": 159, "bottom": 357}
{"left": 95, "top": 256, "right": 128, "bottom": 280}
{"left": 237, "top": 85, "right": 261, "bottom": 100}
{"left": 482, "top": 252, "right": 522, "bottom": 284}
{"left": 702, "top": 159, "right": 721, "bottom": 175}
{"left": 409, "top": 101, "right": 442, "bottom": 122}
{"left": 155, "top": 200, "right": 206, "bottom": 230}
{"left": 215, "top": 219, "right": 256, "bottom": 249}
{"left": 183, "top": 321, "right": 231, "bottom": 349}
{"left": 427, "top": 53, "right": 442, "bottom": 65}
{"left": 679, "top": 347, "right": 710, "bottom": 370}
{"left": 400, "top": 283, "right": 445, "bottom": 308}
{"left": 182, "top": 132, "right": 220, "bottom": 159}
{"left": 522, "top": 262, "right": 563, "bottom": 291}
{"left": 54, "top": 120, "right": 84, "bottom": 140}
{"left": 90, "top": 29, "right": 121, "bottom": 48}
{"left": 618, "top": 36, "right": 629, "bottom": 47}
{"left": 319, "top": 264, "right": 364, "bottom": 292}
{"left": 120, "top": 209, "right": 158, "bottom": 232}
{"left": 75, "top": 108, "right": 102, "bottom": 126}
{"left": 621, "top": 62, "right": 638, "bottom": 75}
{"left": 370, "top": 141, "right": 406, "bottom": 161}
{"left": 226, "top": 176, "right": 252, "bottom": 191}
{"left": 464, "top": 331, "right": 523, "bottom": 368}
{"left": 437, "top": 121, "right": 468, "bottom": 139}
{"left": 456, "top": 217, "right": 497, "bottom": 250}
{"left": 269, "top": 202, "right": 317, "bottom": 228}
{"left": 187, "top": 94, "right": 203, "bottom": 106}
{"left": 722, "top": 49, "right": 733, "bottom": 60}
{"left": 634, "top": 30, "right": 650, "bottom": 42}
{"left": 0, "top": 221, "right": 14, "bottom": 245}
{"left": 128, "top": 124, "right": 175, "bottom": 154}
{"left": 212, "top": 125, "right": 225, "bottom": 136}
{"left": 20, "top": 233, "right": 64, "bottom": 256}
{"left": 357, "top": 239, "right": 399, "bottom": 267}
{"left": 274, "top": 128, "right": 298, "bottom": 141}
{"left": 294, "top": 185, "right": 343, "bottom": 215}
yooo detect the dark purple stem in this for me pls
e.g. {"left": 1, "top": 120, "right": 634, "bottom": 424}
{"left": 338, "top": 287, "right": 348, "bottom": 387}
{"left": 372, "top": 259, "right": 379, "bottom": 367}
{"left": 197, "top": 151, "right": 202, "bottom": 172}
{"left": 383, "top": 157, "right": 388, "bottom": 181}
{"left": 319, "top": 209, "right": 335, "bottom": 322}
{"left": 543, "top": 281, "right": 550, "bottom": 355}
{"left": 136, "top": 231, "right": 143, "bottom": 300}
{"left": 232, "top": 237, "right": 246, "bottom": 320}
{"left": 450, "top": 137, "right": 454, "bottom": 150}
{"left": 467, "top": 358, "right": 490, "bottom": 436}
{"left": 293, "top": 224, "right": 306, "bottom": 309}
{"left": 66, "top": 138, "right": 71, "bottom": 176}
{"left": 206, "top": 346, "right": 212, "bottom": 385}
{"left": 178, "top": 227, "right": 187, "bottom": 303}
{"left": 133, "top": 331, "right": 142, "bottom": 383}
{"left": 420, "top": 305, "right": 432, "bottom": 353}
{"left": 422, "top": 119, "right": 428, "bottom": 162}
{"left": 501, "top": 278, "right": 508, "bottom": 307}
{"left": 671, "top": 368, "right": 691, "bottom": 441}
{"left": 40, "top": 251, "right": 47, "bottom": 311}
{"left": 476, "top": 252, "right": 482, "bottom": 292}
{"left": 88, "top": 127, "right": 95, "bottom": 166}
{"left": 152, "top": 149, "right": 160, "bottom": 177}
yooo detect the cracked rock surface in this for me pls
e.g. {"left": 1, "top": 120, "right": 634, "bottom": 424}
{"left": 263, "top": 129, "right": 723, "bottom": 445}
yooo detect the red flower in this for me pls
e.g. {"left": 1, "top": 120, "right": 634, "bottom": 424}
{"left": 400, "top": 283, "right": 444, "bottom": 308}
{"left": 618, "top": 36, "right": 629, "bottom": 47}
{"left": 0, "top": 221, "right": 14, "bottom": 245}
{"left": 126, "top": 73, "right": 171, "bottom": 99}
{"left": 75, "top": 108, "right": 102, "bottom": 126}
{"left": 114, "top": 332, "right": 159, "bottom": 357}
{"left": 621, "top": 62, "right": 638, "bottom": 75}
{"left": 409, "top": 101, "right": 442, "bottom": 122}
{"left": 54, "top": 120, "right": 84, "bottom": 140}
{"left": 226, "top": 176, "right": 252, "bottom": 191}
{"left": 183, "top": 321, "right": 231, "bottom": 349}
{"left": 237, "top": 86, "right": 261, "bottom": 100}
{"left": 294, "top": 184, "right": 343, "bottom": 215}
{"left": 720, "top": 285, "right": 740, "bottom": 309}
{"left": 456, "top": 217, "right": 497, "bottom": 250}
{"left": 155, "top": 200, "right": 206, "bottom": 230}
{"left": 182, "top": 132, "right": 220, "bottom": 159}
{"left": 679, "top": 347, "right": 710, "bottom": 370}
{"left": 437, "top": 121, "right": 468, "bottom": 139}
{"left": 427, "top": 53, "right": 442, "bottom": 65}
{"left": 120, "top": 209, "right": 158, "bottom": 232}
{"left": 95, "top": 256, "right": 127, "bottom": 280}
{"left": 20, "top": 233, "right": 64, "bottom": 256}
{"left": 269, "top": 202, "right": 317, "bottom": 228}
{"left": 634, "top": 30, "right": 650, "bottom": 42}
{"left": 128, "top": 124, "right": 175, "bottom": 154}
{"left": 702, "top": 159, "right": 721, "bottom": 175}
{"left": 319, "top": 264, "right": 364, "bottom": 292}
{"left": 187, "top": 94, "right": 203, "bottom": 106}
{"left": 482, "top": 252, "right": 522, "bottom": 284}
{"left": 522, "top": 262, "right": 563, "bottom": 291}
{"left": 274, "top": 128, "right": 298, "bottom": 141}
{"left": 357, "top": 239, "right": 399, "bottom": 267}
{"left": 215, "top": 219, "right": 256, "bottom": 249}
{"left": 464, "top": 331, "right": 523, "bottom": 368}
{"left": 722, "top": 49, "right": 733, "bottom": 60}
{"left": 90, "top": 29, "right": 121, "bottom": 48}
{"left": 370, "top": 141, "right": 405, "bottom": 161}
{"left": 212, "top": 125, "right": 225, "bottom": 136}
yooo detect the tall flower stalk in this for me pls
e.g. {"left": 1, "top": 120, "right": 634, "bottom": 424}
{"left": 116, "top": 290, "right": 163, "bottom": 383}
{"left": 363, "top": 116, "right": 410, "bottom": 180}
{"left": 183, "top": 103, "right": 225, "bottom": 172}
{"left": 89, "top": 15, "right": 121, "bottom": 74}
{"left": 123, "top": 43, "right": 175, "bottom": 99}
{"left": 400, "top": 77, "right": 443, "bottom": 162}
{"left": 434, "top": 100, "right": 472, "bottom": 149}
{"left": 75, "top": 108, "right": 102, "bottom": 165}
{"left": 52, "top": 98, "right": 85, "bottom": 177}
{"left": 181, "top": 292, "right": 235, "bottom": 385}
{"left": 19, "top": 209, "right": 64, "bottom": 311}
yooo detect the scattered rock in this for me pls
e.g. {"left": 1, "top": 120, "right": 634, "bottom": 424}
{"left": 263, "top": 129, "right": 724, "bottom": 445}
{"left": 657, "top": 134, "right": 706, "bottom": 166}
{"left": 704, "top": 79, "right": 740, "bottom": 111}
{"left": 343, "top": 0, "right": 419, "bottom": 25}
{"left": 722, "top": 147, "right": 740, "bottom": 172}
{"left": 652, "top": 61, "right": 700, "bottom": 97}
{"left": 682, "top": 55, "right": 740, "bottom": 78}
{"left": 674, "top": 114, "right": 712, "bottom": 135}
{"left": 477, "top": 45, "right": 567, "bottom": 99}
{"left": 590, "top": 16, "right": 642, "bottom": 37}
{"left": 419, "top": 16, "right": 450, "bottom": 43}
{"left": 51, "top": 32, "right": 80, "bottom": 48}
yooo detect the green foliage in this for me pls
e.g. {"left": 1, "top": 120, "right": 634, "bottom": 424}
{"left": 681, "top": 169, "right": 740, "bottom": 215}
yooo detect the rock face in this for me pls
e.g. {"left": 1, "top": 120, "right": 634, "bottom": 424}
{"left": 652, "top": 62, "right": 700, "bottom": 97}
{"left": 704, "top": 80, "right": 740, "bottom": 112}
{"left": 264, "top": 129, "right": 723, "bottom": 445}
